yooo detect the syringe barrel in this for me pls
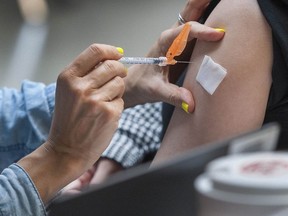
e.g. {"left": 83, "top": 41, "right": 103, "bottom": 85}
{"left": 119, "top": 57, "right": 167, "bottom": 66}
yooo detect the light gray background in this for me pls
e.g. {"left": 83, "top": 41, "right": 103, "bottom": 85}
{"left": 0, "top": 0, "right": 185, "bottom": 88}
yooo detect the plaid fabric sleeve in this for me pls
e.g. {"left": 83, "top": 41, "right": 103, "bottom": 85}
{"left": 101, "top": 102, "right": 163, "bottom": 168}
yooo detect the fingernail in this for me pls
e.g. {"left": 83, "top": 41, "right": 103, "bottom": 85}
{"left": 116, "top": 47, "right": 124, "bottom": 54}
{"left": 214, "top": 28, "right": 225, "bottom": 33}
{"left": 124, "top": 67, "right": 128, "bottom": 74}
{"left": 181, "top": 102, "right": 190, "bottom": 114}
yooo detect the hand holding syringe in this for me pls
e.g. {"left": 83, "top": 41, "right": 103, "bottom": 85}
{"left": 119, "top": 23, "right": 192, "bottom": 67}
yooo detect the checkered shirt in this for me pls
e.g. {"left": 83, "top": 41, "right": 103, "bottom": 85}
{"left": 102, "top": 102, "right": 163, "bottom": 168}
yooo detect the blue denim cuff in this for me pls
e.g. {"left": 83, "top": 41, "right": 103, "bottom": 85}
{"left": 0, "top": 164, "right": 47, "bottom": 216}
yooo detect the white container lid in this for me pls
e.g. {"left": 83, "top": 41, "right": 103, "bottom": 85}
{"left": 195, "top": 152, "right": 288, "bottom": 205}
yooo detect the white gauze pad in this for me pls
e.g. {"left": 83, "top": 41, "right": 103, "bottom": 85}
{"left": 196, "top": 55, "right": 227, "bottom": 95}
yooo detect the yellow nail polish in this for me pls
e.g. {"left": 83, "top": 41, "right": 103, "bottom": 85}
{"left": 181, "top": 102, "right": 189, "bottom": 114}
{"left": 116, "top": 47, "right": 124, "bottom": 54}
{"left": 214, "top": 28, "right": 225, "bottom": 33}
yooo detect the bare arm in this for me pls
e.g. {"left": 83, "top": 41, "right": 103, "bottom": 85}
{"left": 153, "top": 0, "right": 273, "bottom": 164}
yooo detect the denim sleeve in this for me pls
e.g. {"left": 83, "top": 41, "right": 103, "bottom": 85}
{"left": 0, "top": 80, "right": 56, "bottom": 171}
{"left": 0, "top": 164, "right": 46, "bottom": 216}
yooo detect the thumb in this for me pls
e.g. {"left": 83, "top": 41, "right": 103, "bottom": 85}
{"left": 160, "top": 22, "right": 224, "bottom": 53}
{"left": 160, "top": 84, "right": 195, "bottom": 113}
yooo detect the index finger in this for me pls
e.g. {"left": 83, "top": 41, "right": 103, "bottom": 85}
{"left": 66, "top": 44, "right": 123, "bottom": 77}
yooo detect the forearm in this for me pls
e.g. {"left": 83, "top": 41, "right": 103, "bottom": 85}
{"left": 17, "top": 143, "right": 88, "bottom": 204}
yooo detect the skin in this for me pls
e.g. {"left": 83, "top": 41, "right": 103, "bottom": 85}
{"left": 61, "top": 158, "right": 123, "bottom": 195}
{"left": 62, "top": 0, "right": 225, "bottom": 191}
{"left": 122, "top": 0, "right": 224, "bottom": 112}
{"left": 17, "top": 44, "right": 127, "bottom": 203}
{"left": 7, "top": 0, "right": 270, "bottom": 208}
{"left": 153, "top": 0, "right": 273, "bottom": 164}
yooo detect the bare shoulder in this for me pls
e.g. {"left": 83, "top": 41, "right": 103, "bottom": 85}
{"left": 196, "top": 0, "right": 272, "bottom": 73}
{"left": 153, "top": 0, "right": 273, "bottom": 164}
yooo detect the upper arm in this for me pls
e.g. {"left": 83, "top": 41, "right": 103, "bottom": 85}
{"left": 153, "top": 0, "right": 273, "bottom": 163}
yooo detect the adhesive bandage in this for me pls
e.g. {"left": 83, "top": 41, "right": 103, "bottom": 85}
{"left": 196, "top": 55, "right": 227, "bottom": 95}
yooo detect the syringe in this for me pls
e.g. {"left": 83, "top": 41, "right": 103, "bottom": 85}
{"left": 119, "top": 57, "right": 169, "bottom": 66}
{"left": 119, "top": 57, "right": 193, "bottom": 66}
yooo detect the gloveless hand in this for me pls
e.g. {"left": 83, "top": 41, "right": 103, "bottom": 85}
{"left": 123, "top": 23, "right": 224, "bottom": 113}
{"left": 18, "top": 44, "right": 127, "bottom": 203}
{"left": 47, "top": 44, "right": 127, "bottom": 171}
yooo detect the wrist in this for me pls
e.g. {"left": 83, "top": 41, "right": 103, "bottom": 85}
{"left": 123, "top": 66, "right": 155, "bottom": 108}
{"left": 123, "top": 72, "right": 139, "bottom": 108}
{"left": 17, "top": 143, "right": 88, "bottom": 204}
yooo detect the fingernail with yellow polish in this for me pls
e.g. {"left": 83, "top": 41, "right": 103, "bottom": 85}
{"left": 116, "top": 47, "right": 124, "bottom": 54}
{"left": 214, "top": 28, "right": 225, "bottom": 33}
{"left": 182, "top": 102, "right": 189, "bottom": 114}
